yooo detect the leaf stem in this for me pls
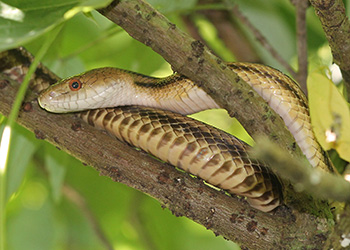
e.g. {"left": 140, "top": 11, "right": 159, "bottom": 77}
{"left": 0, "top": 24, "right": 62, "bottom": 250}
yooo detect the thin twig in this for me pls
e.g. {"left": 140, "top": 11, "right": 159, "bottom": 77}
{"left": 197, "top": 0, "right": 262, "bottom": 62}
{"left": 181, "top": 15, "right": 217, "bottom": 56}
{"left": 251, "top": 138, "right": 350, "bottom": 202}
{"left": 32, "top": 153, "right": 115, "bottom": 250}
{"left": 62, "top": 184, "right": 115, "bottom": 250}
{"left": 127, "top": 192, "right": 159, "bottom": 250}
{"left": 224, "top": 1, "right": 297, "bottom": 79}
{"left": 30, "top": 151, "right": 115, "bottom": 250}
{"left": 294, "top": 0, "right": 309, "bottom": 94}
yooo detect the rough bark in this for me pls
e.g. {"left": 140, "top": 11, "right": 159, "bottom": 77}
{"left": 97, "top": 0, "right": 338, "bottom": 212}
{"left": 309, "top": 0, "right": 350, "bottom": 98}
{"left": 325, "top": 204, "right": 350, "bottom": 250}
{"left": 0, "top": 0, "right": 341, "bottom": 247}
{"left": 98, "top": 0, "right": 305, "bottom": 165}
{"left": 0, "top": 47, "right": 331, "bottom": 250}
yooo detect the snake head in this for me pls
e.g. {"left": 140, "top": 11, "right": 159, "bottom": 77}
{"left": 38, "top": 68, "right": 130, "bottom": 113}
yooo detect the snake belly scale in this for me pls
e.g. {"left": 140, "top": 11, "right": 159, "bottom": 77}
{"left": 38, "top": 62, "right": 334, "bottom": 212}
{"left": 80, "top": 106, "right": 282, "bottom": 212}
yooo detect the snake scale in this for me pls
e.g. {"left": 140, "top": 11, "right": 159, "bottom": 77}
{"left": 38, "top": 62, "right": 334, "bottom": 212}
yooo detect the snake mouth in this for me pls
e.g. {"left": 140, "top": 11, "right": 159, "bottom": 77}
{"left": 38, "top": 91, "right": 52, "bottom": 111}
{"left": 38, "top": 94, "right": 61, "bottom": 113}
{"left": 38, "top": 86, "right": 116, "bottom": 113}
{"left": 38, "top": 90, "right": 71, "bottom": 113}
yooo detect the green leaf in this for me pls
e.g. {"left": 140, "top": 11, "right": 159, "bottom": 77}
{"left": 308, "top": 71, "right": 350, "bottom": 162}
{"left": 5, "top": 124, "right": 39, "bottom": 200}
{"left": 190, "top": 109, "right": 254, "bottom": 146}
{"left": 147, "top": 0, "right": 198, "bottom": 13}
{"left": 8, "top": 193, "right": 55, "bottom": 250}
{"left": 0, "top": 0, "right": 113, "bottom": 51}
{"left": 44, "top": 145, "right": 68, "bottom": 203}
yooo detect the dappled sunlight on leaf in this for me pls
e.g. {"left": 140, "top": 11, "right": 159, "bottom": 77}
{"left": 5, "top": 125, "right": 39, "bottom": 199}
{"left": 147, "top": 0, "right": 197, "bottom": 13}
{"left": 189, "top": 109, "right": 254, "bottom": 146}
{"left": 0, "top": 0, "right": 113, "bottom": 51}
{"left": 308, "top": 71, "right": 350, "bottom": 162}
{"left": 45, "top": 144, "right": 69, "bottom": 203}
{"left": 0, "top": 2, "right": 24, "bottom": 22}
{"left": 20, "top": 181, "right": 48, "bottom": 210}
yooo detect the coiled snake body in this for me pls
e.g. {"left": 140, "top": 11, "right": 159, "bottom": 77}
{"left": 38, "top": 62, "right": 333, "bottom": 212}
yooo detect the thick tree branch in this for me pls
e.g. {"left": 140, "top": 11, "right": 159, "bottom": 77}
{"left": 0, "top": 0, "right": 339, "bottom": 246}
{"left": 0, "top": 48, "right": 331, "bottom": 249}
{"left": 252, "top": 138, "right": 350, "bottom": 250}
{"left": 309, "top": 0, "right": 350, "bottom": 98}
{"left": 97, "top": 0, "right": 338, "bottom": 217}
{"left": 325, "top": 204, "right": 350, "bottom": 250}
{"left": 98, "top": 0, "right": 306, "bottom": 174}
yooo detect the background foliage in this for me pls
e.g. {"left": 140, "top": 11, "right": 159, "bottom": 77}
{"left": 0, "top": 0, "right": 347, "bottom": 249}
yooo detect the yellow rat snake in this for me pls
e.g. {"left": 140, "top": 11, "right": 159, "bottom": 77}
{"left": 38, "top": 62, "right": 335, "bottom": 212}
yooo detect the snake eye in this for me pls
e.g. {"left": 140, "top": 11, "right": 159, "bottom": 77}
{"left": 68, "top": 79, "right": 82, "bottom": 91}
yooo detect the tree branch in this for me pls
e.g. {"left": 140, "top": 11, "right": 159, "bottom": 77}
{"left": 0, "top": 47, "right": 331, "bottom": 249}
{"left": 252, "top": 138, "right": 350, "bottom": 202}
{"left": 223, "top": 1, "right": 298, "bottom": 80}
{"left": 99, "top": 0, "right": 305, "bottom": 175}
{"left": 309, "top": 0, "right": 350, "bottom": 99}
{"left": 1, "top": 0, "right": 339, "bottom": 246}
{"left": 325, "top": 204, "right": 350, "bottom": 250}
{"left": 251, "top": 138, "right": 350, "bottom": 250}
{"left": 192, "top": 0, "right": 262, "bottom": 63}
{"left": 62, "top": 184, "right": 114, "bottom": 250}
{"left": 294, "top": 0, "right": 309, "bottom": 94}
{"left": 97, "top": 0, "right": 339, "bottom": 215}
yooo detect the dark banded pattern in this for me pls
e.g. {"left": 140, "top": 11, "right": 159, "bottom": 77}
{"left": 38, "top": 62, "right": 337, "bottom": 212}
{"left": 79, "top": 106, "right": 282, "bottom": 212}
{"left": 134, "top": 74, "right": 186, "bottom": 88}
{"left": 229, "top": 63, "right": 334, "bottom": 173}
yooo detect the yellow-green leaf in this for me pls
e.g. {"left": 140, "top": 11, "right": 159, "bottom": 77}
{"left": 308, "top": 71, "right": 350, "bottom": 161}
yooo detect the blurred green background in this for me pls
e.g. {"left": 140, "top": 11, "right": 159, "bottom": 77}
{"left": 0, "top": 0, "right": 342, "bottom": 249}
